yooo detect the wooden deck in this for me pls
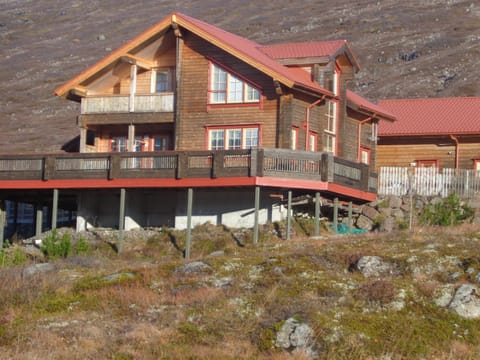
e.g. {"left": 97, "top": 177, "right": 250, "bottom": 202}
{"left": 0, "top": 149, "right": 376, "bottom": 199}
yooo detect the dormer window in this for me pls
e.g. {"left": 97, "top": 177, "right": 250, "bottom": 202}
{"left": 209, "top": 63, "right": 260, "bottom": 104}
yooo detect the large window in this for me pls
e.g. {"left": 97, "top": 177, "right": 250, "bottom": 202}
{"left": 209, "top": 63, "right": 260, "bottom": 104}
{"left": 323, "top": 100, "right": 336, "bottom": 154}
{"left": 111, "top": 137, "right": 127, "bottom": 152}
{"left": 360, "top": 147, "right": 371, "bottom": 165}
{"left": 208, "top": 126, "right": 260, "bottom": 150}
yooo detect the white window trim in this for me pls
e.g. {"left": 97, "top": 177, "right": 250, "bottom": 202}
{"left": 209, "top": 63, "right": 260, "bottom": 104}
{"left": 208, "top": 126, "right": 260, "bottom": 150}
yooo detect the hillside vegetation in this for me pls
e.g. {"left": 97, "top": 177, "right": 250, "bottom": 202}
{"left": 1, "top": 0, "right": 479, "bottom": 152}
{"left": 2, "top": 223, "right": 480, "bottom": 359}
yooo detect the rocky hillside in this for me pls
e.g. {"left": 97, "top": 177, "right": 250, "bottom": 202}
{"left": 2, "top": 223, "right": 480, "bottom": 359}
{"left": 1, "top": 0, "right": 479, "bottom": 153}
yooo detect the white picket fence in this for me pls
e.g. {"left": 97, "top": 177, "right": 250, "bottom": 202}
{"left": 378, "top": 167, "right": 480, "bottom": 198}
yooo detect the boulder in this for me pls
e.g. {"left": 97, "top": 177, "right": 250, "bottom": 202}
{"left": 356, "top": 215, "right": 374, "bottom": 231}
{"left": 388, "top": 196, "right": 403, "bottom": 209}
{"left": 379, "top": 216, "right": 395, "bottom": 232}
{"left": 362, "top": 205, "right": 381, "bottom": 221}
{"left": 449, "top": 284, "right": 480, "bottom": 319}
{"left": 174, "top": 261, "right": 211, "bottom": 275}
{"left": 355, "top": 256, "right": 400, "bottom": 278}
{"left": 275, "top": 317, "right": 316, "bottom": 357}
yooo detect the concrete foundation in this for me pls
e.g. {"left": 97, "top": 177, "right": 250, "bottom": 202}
{"left": 76, "top": 188, "right": 285, "bottom": 231}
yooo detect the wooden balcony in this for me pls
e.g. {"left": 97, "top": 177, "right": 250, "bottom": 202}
{"left": 80, "top": 93, "right": 174, "bottom": 114}
{"left": 0, "top": 149, "right": 376, "bottom": 196}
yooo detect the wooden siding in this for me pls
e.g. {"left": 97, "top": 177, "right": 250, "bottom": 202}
{"left": 377, "top": 137, "right": 480, "bottom": 171}
{"left": 176, "top": 33, "right": 279, "bottom": 150}
{"left": 377, "top": 142, "right": 456, "bottom": 170}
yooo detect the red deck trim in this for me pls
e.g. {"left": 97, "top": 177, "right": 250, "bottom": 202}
{"left": 0, "top": 176, "right": 376, "bottom": 201}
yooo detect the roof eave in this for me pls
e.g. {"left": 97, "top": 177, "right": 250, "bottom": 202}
{"left": 54, "top": 16, "right": 173, "bottom": 98}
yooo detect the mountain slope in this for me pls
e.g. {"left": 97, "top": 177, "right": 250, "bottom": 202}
{"left": 1, "top": 0, "right": 479, "bottom": 153}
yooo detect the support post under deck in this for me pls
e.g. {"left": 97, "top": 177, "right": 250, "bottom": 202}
{"left": 185, "top": 187, "right": 193, "bottom": 259}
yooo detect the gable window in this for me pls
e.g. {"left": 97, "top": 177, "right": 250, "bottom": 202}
{"left": 152, "top": 68, "right": 175, "bottom": 93}
{"left": 360, "top": 147, "right": 371, "bottom": 165}
{"left": 323, "top": 100, "right": 336, "bottom": 154}
{"left": 207, "top": 126, "right": 260, "bottom": 150}
{"left": 209, "top": 63, "right": 260, "bottom": 104}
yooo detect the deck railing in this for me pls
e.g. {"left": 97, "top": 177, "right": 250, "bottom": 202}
{"left": 0, "top": 149, "right": 375, "bottom": 192}
{"left": 81, "top": 93, "right": 174, "bottom": 114}
{"left": 378, "top": 167, "right": 480, "bottom": 198}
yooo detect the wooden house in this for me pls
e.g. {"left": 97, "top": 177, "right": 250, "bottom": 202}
{"left": 377, "top": 97, "right": 480, "bottom": 170}
{"left": 0, "top": 13, "right": 395, "bottom": 238}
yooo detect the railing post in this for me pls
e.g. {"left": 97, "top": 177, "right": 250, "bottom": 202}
{"left": 320, "top": 153, "right": 334, "bottom": 182}
{"left": 360, "top": 164, "right": 370, "bottom": 191}
{"left": 212, "top": 151, "right": 224, "bottom": 178}
{"left": 43, "top": 156, "right": 56, "bottom": 181}
{"left": 256, "top": 149, "right": 264, "bottom": 177}
{"left": 109, "top": 154, "right": 121, "bottom": 179}
{"left": 249, "top": 149, "right": 257, "bottom": 177}
{"left": 176, "top": 152, "right": 187, "bottom": 179}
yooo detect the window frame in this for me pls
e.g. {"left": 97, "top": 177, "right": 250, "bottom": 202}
{"left": 360, "top": 147, "right": 371, "bottom": 165}
{"left": 208, "top": 61, "right": 262, "bottom": 107}
{"left": 308, "top": 131, "right": 318, "bottom": 152}
{"left": 151, "top": 68, "right": 175, "bottom": 93}
{"left": 206, "top": 125, "right": 262, "bottom": 150}
{"left": 323, "top": 100, "right": 337, "bottom": 154}
{"left": 291, "top": 126, "right": 299, "bottom": 150}
{"left": 416, "top": 159, "right": 439, "bottom": 168}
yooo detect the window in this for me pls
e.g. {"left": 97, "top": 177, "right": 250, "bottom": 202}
{"left": 308, "top": 131, "right": 317, "bottom": 152}
{"left": 323, "top": 100, "right": 336, "bottom": 154}
{"left": 153, "top": 68, "right": 175, "bottom": 93}
{"left": 209, "top": 63, "right": 260, "bottom": 104}
{"left": 153, "top": 136, "right": 170, "bottom": 151}
{"left": 291, "top": 127, "right": 298, "bottom": 150}
{"left": 360, "top": 147, "right": 371, "bottom": 165}
{"left": 208, "top": 126, "right": 260, "bottom": 150}
{"left": 111, "top": 137, "right": 127, "bottom": 152}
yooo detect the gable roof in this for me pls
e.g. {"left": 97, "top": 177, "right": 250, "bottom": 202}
{"left": 259, "top": 40, "right": 360, "bottom": 71}
{"left": 346, "top": 90, "right": 396, "bottom": 122}
{"left": 378, "top": 97, "right": 480, "bottom": 136}
{"left": 55, "top": 12, "right": 335, "bottom": 99}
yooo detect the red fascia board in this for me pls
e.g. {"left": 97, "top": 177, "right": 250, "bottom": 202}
{"left": 0, "top": 176, "right": 376, "bottom": 201}
{"left": 379, "top": 131, "right": 480, "bottom": 137}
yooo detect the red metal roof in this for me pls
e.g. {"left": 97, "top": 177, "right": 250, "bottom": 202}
{"left": 378, "top": 97, "right": 480, "bottom": 136}
{"left": 174, "top": 13, "right": 331, "bottom": 95}
{"left": 259, "top": 40, "right": 347, "bottom": 59}
{"left": 346, "top": 90, "right": 396, "bottom": 121}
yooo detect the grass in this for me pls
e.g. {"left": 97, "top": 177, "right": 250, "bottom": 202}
{"left": 1, "top": 224, "right": 480, "bottom": 358}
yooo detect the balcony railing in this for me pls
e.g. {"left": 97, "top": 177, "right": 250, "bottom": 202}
{"left": 81, "top": 93, "right": 174, "bottom": 114}
{"left": 0, "top": 149, "right": 375, "bottom": 193}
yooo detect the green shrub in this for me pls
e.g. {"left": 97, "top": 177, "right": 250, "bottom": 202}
{"left": 40, "top": 230, "right": 72, "bottom": 259}
{"left": 419, "top": 193, "right": 474, "bottom": 226}
{"left": 0, "top": 247, "right": 28, "bottom": 267}
{"left": 74, "top": 236, "right": 90, "bottom": 255}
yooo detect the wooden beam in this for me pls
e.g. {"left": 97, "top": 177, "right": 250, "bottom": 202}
{"left": 129, "top": 64, "right": 137, "bottom": 112}
{"left": 171, "top": 22, "right": 182, "bottom": 38}
{"left": 253, "top": 186, "right": 260, "bottom": 244}
{"left": 333, "top": 198, "right": 339, "bottom": 234}
{"left": 70, "top": 86, "right": 88, "bottom": 98}
{"left": 185, "top": 187, "right": 193, "bottom": 259}
{"left": 51, "top": 189, "right": 59, "bottom": 230}
{"left": 287, "top": 190, "right": 292, "bottom": 240}
{"left": 0, "top": 200, "right": 4, "bottom": 250}
{"left": 118, "top": 188, "right": 126, "bottom": 254}
{"left": 121, "top": 54, "right": 154, "bottom": 69}
{"left": 35, "top": 204, "right": 43, "bottom": 238}
{"left": 314, "top": 192, "right": 320, "bottom": 237}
